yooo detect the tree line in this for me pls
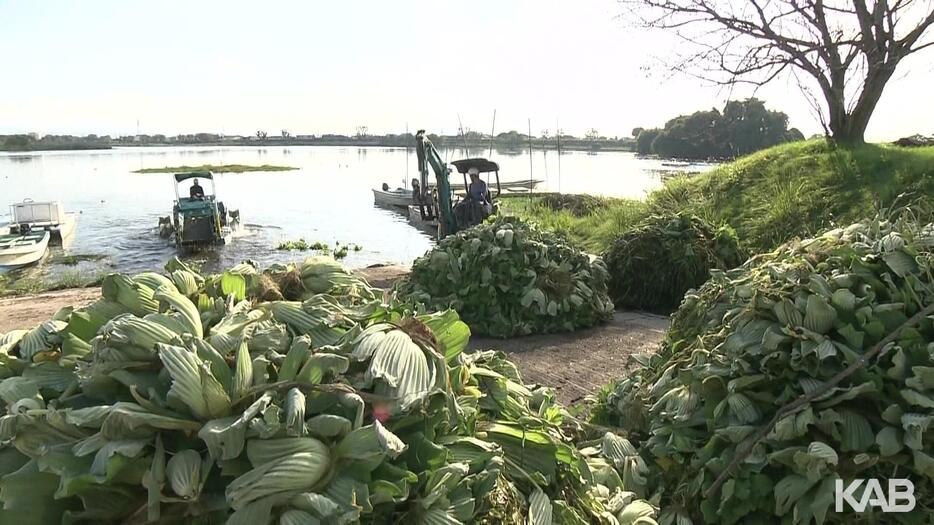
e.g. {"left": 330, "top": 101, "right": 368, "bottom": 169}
{"left": 633, "top": 98, "right": 804, "bottom": 160}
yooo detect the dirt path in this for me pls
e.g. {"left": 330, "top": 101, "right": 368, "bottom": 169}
{"left": 0, "top": 288, "right": 100, "bottom": 333}
{"left": 0, "top": 265, "right": 667, "bottom": 404}
{"left": 469, "top": 312, "right": 667, "bottom": 406}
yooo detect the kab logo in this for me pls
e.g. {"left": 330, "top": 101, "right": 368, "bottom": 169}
{"left": 835, "top": 479, "right": 915, "bottom": 513}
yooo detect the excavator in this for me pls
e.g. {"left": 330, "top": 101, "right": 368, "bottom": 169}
{"left": 413, "top": 129, "right": 501, "bottom": 238}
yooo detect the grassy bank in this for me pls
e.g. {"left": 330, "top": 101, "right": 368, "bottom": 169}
{"left": 133, "top": 163, "right": 298, "bottom": 174}
{"left": 499, "top": 195, "right": 648, "bottom": 252}
{"left": 503, "top": 140, "right": 934, "bottom": 253}
{"left": 0, "top": 271, "right": 104, "bottom": 297}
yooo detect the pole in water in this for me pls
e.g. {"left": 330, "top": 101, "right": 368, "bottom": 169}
{"left": 457, "top": 114, "right": 469, "bottom": 153}
{"left": 527, "top": 118, "right": 533, "bottom": 201}
{"left": 556, "top": 117, "right": 562, "bottom": 194}
{"left": 405, "top": 123, "right": 410, "bottom": 190}
{"left": 488, "top": 109, "right": 496, "bottom": 158}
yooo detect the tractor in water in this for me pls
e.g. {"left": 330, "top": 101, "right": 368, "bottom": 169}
{"left": 159, "top": 172, "right": 239, "bottom": 250}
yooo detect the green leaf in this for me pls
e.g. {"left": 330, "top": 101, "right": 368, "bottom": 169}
{"left": 166, "top": 449, "right": 202, "bottom": 499}
{"left": 247, "top": 437, "right": 329, "bottom": 468}
{"left": 337, "top": 421, "right": 407, "bottom": 461}
{"left": 418, "top": 310, "right": 471, "bottom": 362}
{"left": 221, "top": 272, "right": 248, "bottom": 301}
{"left": 0, "top": 460, "right": 77, "bottom": 525}
{"left": 226, "top": 450, "right": 331, "bottom": 511}
{"left": 232, "top": 337, "right": 254, "bottom": 399}
{"left": 528, "top": 488, "right": 553, "bottom": 525}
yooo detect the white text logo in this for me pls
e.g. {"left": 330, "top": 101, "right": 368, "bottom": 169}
{"left": 835, "top": 479, "right": 915, "bottom": 513}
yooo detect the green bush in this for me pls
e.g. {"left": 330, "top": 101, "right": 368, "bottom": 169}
{"left": 396, "top": 215, "right": 614, "bottom": 337}
{"left": 593, "top": 215, "right": 934, "bottom": 524}
{"left": 602, "top": 213, "right": 745, "bottom": 313}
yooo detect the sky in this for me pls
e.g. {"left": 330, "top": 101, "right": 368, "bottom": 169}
{"left": 0, "top": 0, "right": 932, "bottom": 141}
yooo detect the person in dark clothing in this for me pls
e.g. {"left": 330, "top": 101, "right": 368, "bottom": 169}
{"left": 190, "top": 179, "right": 205, "bottom": 199}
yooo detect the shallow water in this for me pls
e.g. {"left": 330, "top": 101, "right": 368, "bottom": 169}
{"left": 0, "top": 145, "right": 714, "bottom": 280}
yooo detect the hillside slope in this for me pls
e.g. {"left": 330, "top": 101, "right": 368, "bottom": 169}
{"left": 648, "top": 139, "right": 934, "bottom": 252}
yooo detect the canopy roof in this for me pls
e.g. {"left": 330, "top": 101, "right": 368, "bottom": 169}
{"left": 174, "top": 172, "right": 213, "bottom": 183}
{"left": 451, "top": 158, "right": 499, "bottom": 174}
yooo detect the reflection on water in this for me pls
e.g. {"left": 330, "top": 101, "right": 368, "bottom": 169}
{"left": 0, "top": 145, "right": 714, "bottom": 281}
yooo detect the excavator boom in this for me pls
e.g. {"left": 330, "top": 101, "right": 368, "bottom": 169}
{"left": 414, "top": 130, "right": 458, "bottom": 236}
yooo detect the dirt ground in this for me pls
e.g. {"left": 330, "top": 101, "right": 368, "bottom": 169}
{"left": 468, "top": 312, "right": 667, "bottom": 406}
{"left": 0, "top": 288, "right": 99, "bottom": 333}
{"left": 0, "top": 264, "right": 667, "bottom": 403}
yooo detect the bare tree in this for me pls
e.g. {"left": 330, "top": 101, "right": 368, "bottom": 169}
{"left": 627, "top": 0, "right": 934, "bottom": 143}
{"left": 356, "top": 126, "right": 369, "bottom": 138}
{"left": 256, "top": 130, "right": 268, "bottom": 141}
{"left": 281, "top": 129, "right": 290, "bottom": 139}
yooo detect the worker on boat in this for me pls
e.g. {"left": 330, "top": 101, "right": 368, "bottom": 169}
{"left": 190, "top": 179, "right": 205, "bottom": 200}
{"left": 467, "top": 168, "right": 492, "bottom": 212}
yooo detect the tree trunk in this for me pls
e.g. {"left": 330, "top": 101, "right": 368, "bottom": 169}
{"left": 825, "top": 63, "right": 898, "bottom": 145}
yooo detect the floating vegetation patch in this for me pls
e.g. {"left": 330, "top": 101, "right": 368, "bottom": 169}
{"left": 133, "top": 163, "right": 298, "bottom": 174}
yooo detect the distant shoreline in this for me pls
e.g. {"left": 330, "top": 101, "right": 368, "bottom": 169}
{"left": 2, "top": 139, "right": 635, "bottom": 154}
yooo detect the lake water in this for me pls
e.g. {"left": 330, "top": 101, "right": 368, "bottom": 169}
{"left": 0, "top": 146, "right": 714, "bottom": 280}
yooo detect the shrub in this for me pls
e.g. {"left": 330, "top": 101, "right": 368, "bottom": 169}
{"left": 602, "top": 213, "right": 745, "bottom": 313}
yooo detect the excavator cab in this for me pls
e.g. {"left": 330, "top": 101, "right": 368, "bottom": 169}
{"left": 450, "top": 158, "right": 501, "bottom": 229}
{"left": 413, "top": 130, "right": 502, "bottom": 238}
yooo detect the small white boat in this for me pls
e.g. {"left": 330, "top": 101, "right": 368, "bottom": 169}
{"left": 7, "top": 200, "right": 77, "bottom": 244}
{"left": 373, "top": 187, "right": 415, "bottom": 208}
{"left": 0, "top": 230, "right": 50, "bottom": 268}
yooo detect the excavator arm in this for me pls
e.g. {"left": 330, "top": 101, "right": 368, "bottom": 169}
{"left": 414, "top": 130, "right": 458, "bottom": 237}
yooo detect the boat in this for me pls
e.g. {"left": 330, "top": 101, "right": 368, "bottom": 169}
{"left": 372, "top": 187, "right": 415, "bottom": 208}
{"left": 0, "top": 229, "right": 50, "bottom": 269}
{"left": 6, "top": 199, "right": 77, "bottom": 244}
{"left": 162, "top": 172, "right": 240, "bottom": 250}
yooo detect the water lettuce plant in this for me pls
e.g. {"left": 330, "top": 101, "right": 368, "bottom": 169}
{"left": 397, "top": 216, "right": 614, "bottom": 338}
{"left": 0, "top": 257, "right": 655, "bottom": 524}
{"left": 594, "top": 215, "right": 934, "bottom": 524}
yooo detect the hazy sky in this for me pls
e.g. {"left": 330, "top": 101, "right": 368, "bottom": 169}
{"left": 1, "top": 0, "right": 932, "bottom": 141}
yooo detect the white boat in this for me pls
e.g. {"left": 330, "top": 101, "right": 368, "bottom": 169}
{"left": 373, "top": 188, "right": 415, "bottom": 208}
{"left": 0, "top": 230, "right": 50, "bottom": 268}
{"left": 7, "top": 200, "right": 77, "bottom": 244}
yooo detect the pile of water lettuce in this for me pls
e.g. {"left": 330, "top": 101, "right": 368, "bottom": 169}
{"left": 0, "top": 256, "right": 657, "bottom": 524}
{"left": 396, "top": 216, "right": 614, "bottom": 338}
{"left": 594, "top": 214, "right": 934, "bottom": 524}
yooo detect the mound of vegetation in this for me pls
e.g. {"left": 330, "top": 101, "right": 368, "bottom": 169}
{"left": 593, "top": 215, "right": 934, "bottom": 524}
{"left": 537, "top": 193, "right": 608, "bottom": 217}
{"left": 396, "top": 216, "right": 614, "bottom": 337}
{"left": 649, "top": 139, "right": 934, "bottom": 253}
{"left": 0, "top": 258, "right": 657, "bottom": 524}
{"left": 602, "top": 213, "right": 745, "bottom": 313}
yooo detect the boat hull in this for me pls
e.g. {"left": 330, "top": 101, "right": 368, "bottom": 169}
{"left": 373, "top": 188, "right": 414, "bottom": 208}
{"left": 0, "top": 231, "right": 50, "bottom": 269}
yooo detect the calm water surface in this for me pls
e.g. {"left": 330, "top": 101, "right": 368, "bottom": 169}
{"left": 0, "top": 146, "right": 713, "bottom": 280}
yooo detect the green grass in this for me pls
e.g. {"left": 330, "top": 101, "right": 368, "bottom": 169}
{"left": 499, "top": 195, "right": 648, "bottom": 253}
{"left": 133, "top": 164, "right": 298, "bottom": 174}
{"left": 649, "top": 139, "right": 934, "bottom": 252}
{"left": 503, "top": 140, "right": 934, "bottom": 254}
{"left": 49, "top": 253, "right": 108, "bottom": 266}
{"left": 0, "top": 270, "right": 105, "bottom": 297}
